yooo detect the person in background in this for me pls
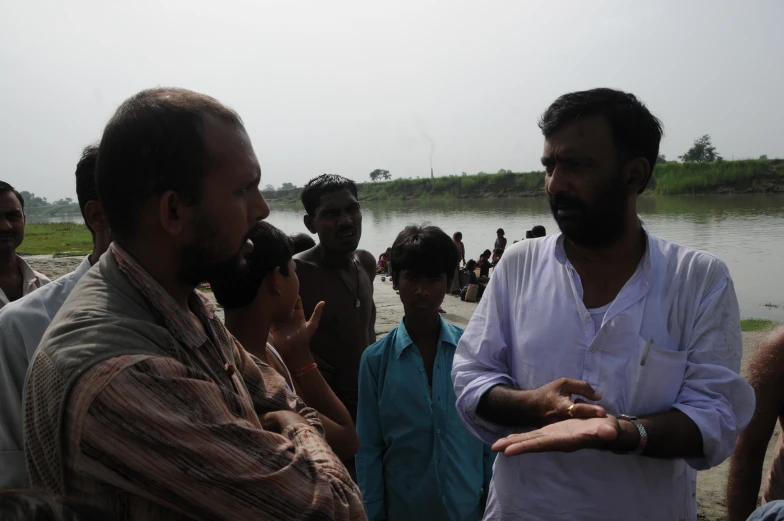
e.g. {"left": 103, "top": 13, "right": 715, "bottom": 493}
{"left": 0, "top": 490, "right": 106, "bottom": 521}
{"left": 294, "top": 173, "right": 376, "bottom": 475}
{"left": 450, "top": 232, "right": 466, "bottom": 294}
{"left": 0, "top": 145, "right": 111, "bottom": 489}
{"left": 747, "top": 501, "right": 784, "bottom": 521}
{"left": 494, "top": 228, "right": 507, "bottom": 251}
{"left": 452, "top": 88, "right": 753, "bottom": 520}
{"left": 460, "top": 259, "right": 484, "bottom": 302}
{"left": 212, "top": 221, "right": 360, "bottom": 460}
{"left": 377, "top": 248, "right": 391, "bottom": 275}
{"left": 476, "top": 249, "right": 492, "bottom": 278}
{"left": 23, "top": 88, "right": 364, "bottom": 520}
{"left": 524, "top": 230, "right": 534, "bottom": 239}
{"left": 531, "top": 225, "right": 547, "bottom": 238}
{"left": 289, "top": 232, "right": 316, "bottom": 255}
{"left": 0, "top": 182, "right": 50, "bottom": 309}
{"left": 491, "top": 248, "right": 503, "bottom": 268}
{"left": 727, "top": 326, "right": 784, "bottom": 520}
{"left": 356, "top": 225, "right": 493, "bottom": 521}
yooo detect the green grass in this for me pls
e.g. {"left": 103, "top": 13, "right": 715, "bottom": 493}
{"left": 741, "top": 319, "right": 780, "bottom": 332}
{"left": 17, "top": 223, "right": 93, "bottom": 256}
{"left": 262, "top": 159, "right": 783, "bottom": 202}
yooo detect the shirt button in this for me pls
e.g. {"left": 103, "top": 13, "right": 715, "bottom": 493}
{"left": 419, "top": 367, "right": 424, "bottom": 372}
{"left": 590, "top": 347, "right": 597, "bottom": 353}
{"left": 427, "top": 398, "right": 432, "bottom": 404}
{"left": 584, "top": 312, "right": 590, "bottom": 319}
{"left": 437, "top": 429, "right": 442, "bottom": 434}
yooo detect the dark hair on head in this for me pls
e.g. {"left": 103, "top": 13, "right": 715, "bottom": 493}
{"left": 482, "top": 249, "right": 491, "bottom": 257}
{"left": 493, "top": 248, "right": 503, "bottom": 256}
{"left": 75, "top": 144, "right": 100, "bottom": 236}
{"left": 531, "top": 225, "right": 546, "bottom": 238}
{"left": 95, "top": 87, "right": 244, "bottom": 240}
{"left": 300, "top": 174, "right": 358, "bottom": 216}
{"left": 525, "top": 230, "right": 534, "bottom": 239}
{"left": 289, "top": 232, "right": 316, "bottom": 255}
{"left": 496, "top": 228, "right": 504, "bottom": 235}
{"left": 466, "top": 259, "right": 477, "bottom": 271}
{"left": 539, "top": 88, "right": 663, "bottom": 193}
{"left": 211, "top": 222, "right": 293, "bottom": 309}
{"left": 453, "top": 231, "right": 462, "bottom": 240}
{"left": 391, "top": 224, "right": 459, "bottom": 282}
{"left": 0, "top": 181, "right": 24, "bottom": 210}
{"left": 0, "top": 490, "right": 106, "bottom": 521}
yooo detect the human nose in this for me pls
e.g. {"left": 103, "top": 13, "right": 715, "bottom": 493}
{"left": 337, "top": 212, "right": 353, "bottom": 227}
{"left": 250, "top": 190, "right": 270, "bottom": 222}
{"left": 414, "top": 283, "right": 429, "bottom": 297}
{"left": 546, "top": 163, "right": 570, "bottom": 197}
{"left": 0, "top": 217, "right": 11, "bottom": 231}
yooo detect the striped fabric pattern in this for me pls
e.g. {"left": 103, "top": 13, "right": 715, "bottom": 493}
{"left": 59, "top": 245, "right": 366, "bottom": 520}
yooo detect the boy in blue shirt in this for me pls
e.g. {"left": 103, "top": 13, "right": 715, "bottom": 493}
{"left": 356, "top": 225, "right": 494, "bottom": 521}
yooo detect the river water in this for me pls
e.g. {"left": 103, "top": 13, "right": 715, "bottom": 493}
{"left": 30, "top": 194, "right": 784, "bottom": 321}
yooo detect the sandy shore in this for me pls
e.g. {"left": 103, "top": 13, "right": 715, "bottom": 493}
{"left": 27, "top": 256, "right": 779, "bottom": 520}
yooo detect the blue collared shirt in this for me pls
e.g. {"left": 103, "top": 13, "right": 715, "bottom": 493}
{"left": 452, "top": 229, "right": 755, "bottom": 521}
{"left": 357, "top": 316, "right": 494, "bottom": 521}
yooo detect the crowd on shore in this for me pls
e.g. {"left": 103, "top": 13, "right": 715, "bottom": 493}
{"left": 0, "top": 87, "right": 783, "bottom": 521}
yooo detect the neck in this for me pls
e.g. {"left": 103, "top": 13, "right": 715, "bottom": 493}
{"left": 404, "top": 310, "right": 441, "bottom": 343}
{"left": 118, "top": 239, "right": 194, "bottom": 311}
{"left": 225, "top": 305, "right": 270, "bottom": 359}
{"left": 315, "top": 243, "right": 353, "bottom": 269}
{"left": 0, "top": 250, "right": 16, "bottom": 272}
{"left": 565, "top": 217, "right": 645, "bottom": 267}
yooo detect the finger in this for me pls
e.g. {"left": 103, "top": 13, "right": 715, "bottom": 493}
{"left": 307, "top": 301, "right": 326, "bottom": 331}
{"left": 491, "top": 433, "right": 531, "bottom": 453}
{"left": 570, "top": 401, "right": 607, "bottom": 419}
{"left": 559, "top": 378, "right": 602, "bottom": 401}
{"left": 504, "top": 435, "right": 566, "bottom": 456}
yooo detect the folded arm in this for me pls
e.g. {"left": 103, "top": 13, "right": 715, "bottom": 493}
{"left": 70, "top": 355, "right": 364, "bottom": 521}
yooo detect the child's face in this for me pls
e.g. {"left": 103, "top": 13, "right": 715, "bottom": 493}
{"left": 394, "top": 269, "right": 448, "bottom": 314}
{"left": 270, "top": 259, "right": 301, "bottom": 322}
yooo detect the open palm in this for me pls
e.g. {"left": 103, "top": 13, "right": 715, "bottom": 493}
{"left": 492, "top": 417, "right": 621, "bottom": 457}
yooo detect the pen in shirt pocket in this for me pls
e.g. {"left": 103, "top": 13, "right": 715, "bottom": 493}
{"left": 640, "top": 338, "right": 653, "bottom": 366}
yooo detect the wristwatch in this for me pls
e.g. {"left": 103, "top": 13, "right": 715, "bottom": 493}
{"left": 618, "top": 414, "right": 647, "bottom": 455}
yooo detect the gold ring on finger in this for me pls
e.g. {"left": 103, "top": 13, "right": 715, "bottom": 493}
{"left": 567, "top": 404, "right": 575, "bottom": 418}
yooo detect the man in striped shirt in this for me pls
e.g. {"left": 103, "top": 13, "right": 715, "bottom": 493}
{"left": 23, "top": 88, "right": 366, "bottom": 520}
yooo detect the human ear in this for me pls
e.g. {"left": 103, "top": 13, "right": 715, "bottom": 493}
{"left": 625, "top": 157, "right": 651, "bottom": 195}
{"left": 158, "top": 190, "right": 195, "bottom": 237}
{"left": 304, "top": 214, "right": 317, "bottom": 234}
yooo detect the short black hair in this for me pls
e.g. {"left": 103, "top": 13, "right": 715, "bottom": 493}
{"left": 75, "top": 144, "right": 100, "bottom": 235}
{"left": 482, "top": 249, "right": 491, "bottom": 257}
{"left": 466, "top": 259, "right": 477, "bottom": 271}
{"left": 95, "top": 87, "right": 244, "bottom": 240}
{"left": 0, "top": 181, "right": 24, "bottom": 210}
{"left": 300, "top": 174, "right": 358, "bottom": 216}
{"left": 496, "top": 228, "right": 504, "bottom": 235}
{"left": 289, "top": 232, "right": 316, "bottom": 254}
{"left": 531, "top": 225, "right": 546, "bottom": 238}
{"left": 211, "top": 222, "right": 293, "bottom": 309}
{"left": 391, "top": 225, "right": 458, "bottom": 281}
{"left": 539, "top": 88, "right": 663, "bottom": 193}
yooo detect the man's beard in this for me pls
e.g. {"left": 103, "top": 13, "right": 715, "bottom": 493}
{"left": 179, "top": 219, "right": 249, "bottom": 288}
{"left": 548, "top": 176, "right": 628, "bottom": 248}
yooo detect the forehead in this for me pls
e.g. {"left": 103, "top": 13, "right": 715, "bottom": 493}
{"left": 0, "top": 191, "right": 23, "bottom": 212}
{"left": 315, "top": 188, "right": 357, "bottom": 211}
{"left": 542, "top": 114, "right": 615, "bottom": 158}
{"left": 202, "top": 116, "right": 260, "bottom": 179}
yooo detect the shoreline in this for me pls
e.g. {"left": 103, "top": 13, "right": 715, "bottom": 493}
{"left": 22, "top": 255, "right": 781, "bottom": 520}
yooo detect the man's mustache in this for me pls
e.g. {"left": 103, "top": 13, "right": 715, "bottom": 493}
{"left": 549, "top": 194, "right": 586, "bottom": 212}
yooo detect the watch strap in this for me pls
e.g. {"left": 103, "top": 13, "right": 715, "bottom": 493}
{"left": 619, "top": 414, "right": 647, "bottom": 455}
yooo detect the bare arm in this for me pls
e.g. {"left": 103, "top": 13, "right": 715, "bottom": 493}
{"left": 728, "top": 328, "right": 784, "bottom": 521}
{"left": 357, "top": 250, "right": 377, "bottom": 343}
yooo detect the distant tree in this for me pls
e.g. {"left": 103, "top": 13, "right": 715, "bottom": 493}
{"left": 461, "top": 172, "right": 467, "bottom": 177}
{"left": 370, "top": 169, "right": 389, "bottom": 182}
{"left": 52, "top": 197, "right": 74, "bottom": 206}
{"left": 280, "top": 182, "right": 296, "bottom": 190}
{"left": 656, "top": 154, "right": 668, "bottom": 164}
{"left": 18, "top": 191, "right": 50, "bottom": 207}
{"left": 382, "top": 171, "right": 392, "bottom": 181}
{"left": 679, "top": 135, "right": 719, "bottom": 163}
{"left": 264, "top": 184, "right": 276, "bottom": 192}
{"left": 760, "top": 154, "right": 769, "bottom": 160}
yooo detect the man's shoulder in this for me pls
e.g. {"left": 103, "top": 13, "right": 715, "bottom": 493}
{"left": 650, "top": 234, "right": 730, "bottom": 282}
{"left": 362, "top": 330, "right": 397, "bottom": 364}
{"left": 443, "top": 322, "right": 465, "bottom": 342}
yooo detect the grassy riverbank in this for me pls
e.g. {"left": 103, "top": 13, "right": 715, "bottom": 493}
{"left": 18, "top": 223, "right": 92, "bottom": 256}
{"left": 264, "top": 159, "right": 784, "bottom": 203}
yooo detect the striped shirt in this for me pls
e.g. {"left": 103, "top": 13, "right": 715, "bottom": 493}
{"left": 62, "top": 244, "right": 365, "bottom": 520}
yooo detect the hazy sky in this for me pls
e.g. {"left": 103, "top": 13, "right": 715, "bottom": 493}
{"left": 1, "top": 0, "right": 782, "bottom": 200}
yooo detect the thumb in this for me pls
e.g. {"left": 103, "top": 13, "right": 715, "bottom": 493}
{"left": 307, "top": 301, "right": 326, "bottom": 332}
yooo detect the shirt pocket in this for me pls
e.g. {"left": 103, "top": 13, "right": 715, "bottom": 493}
{"left": 625, "top": 336, "right": 688, "bottom": 417}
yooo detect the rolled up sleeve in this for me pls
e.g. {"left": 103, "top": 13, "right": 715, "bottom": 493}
{"left": 671, "top": 274, "right": 756, "bottom": 470}
{"left": 452, "top": 260, "right": 519, "bottom": 445}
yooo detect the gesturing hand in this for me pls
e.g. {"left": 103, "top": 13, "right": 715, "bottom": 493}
{"left": 492, "top": 416, "right": 621, "bottom": 456}
{"left": 262, "top": 410, "right": 311, "bottom": 434}
{"left": 533, "top": 378, "right": 607, "bottom": 426}
{"left": 270, "top": 298, "right": 324, "bottom": 368}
